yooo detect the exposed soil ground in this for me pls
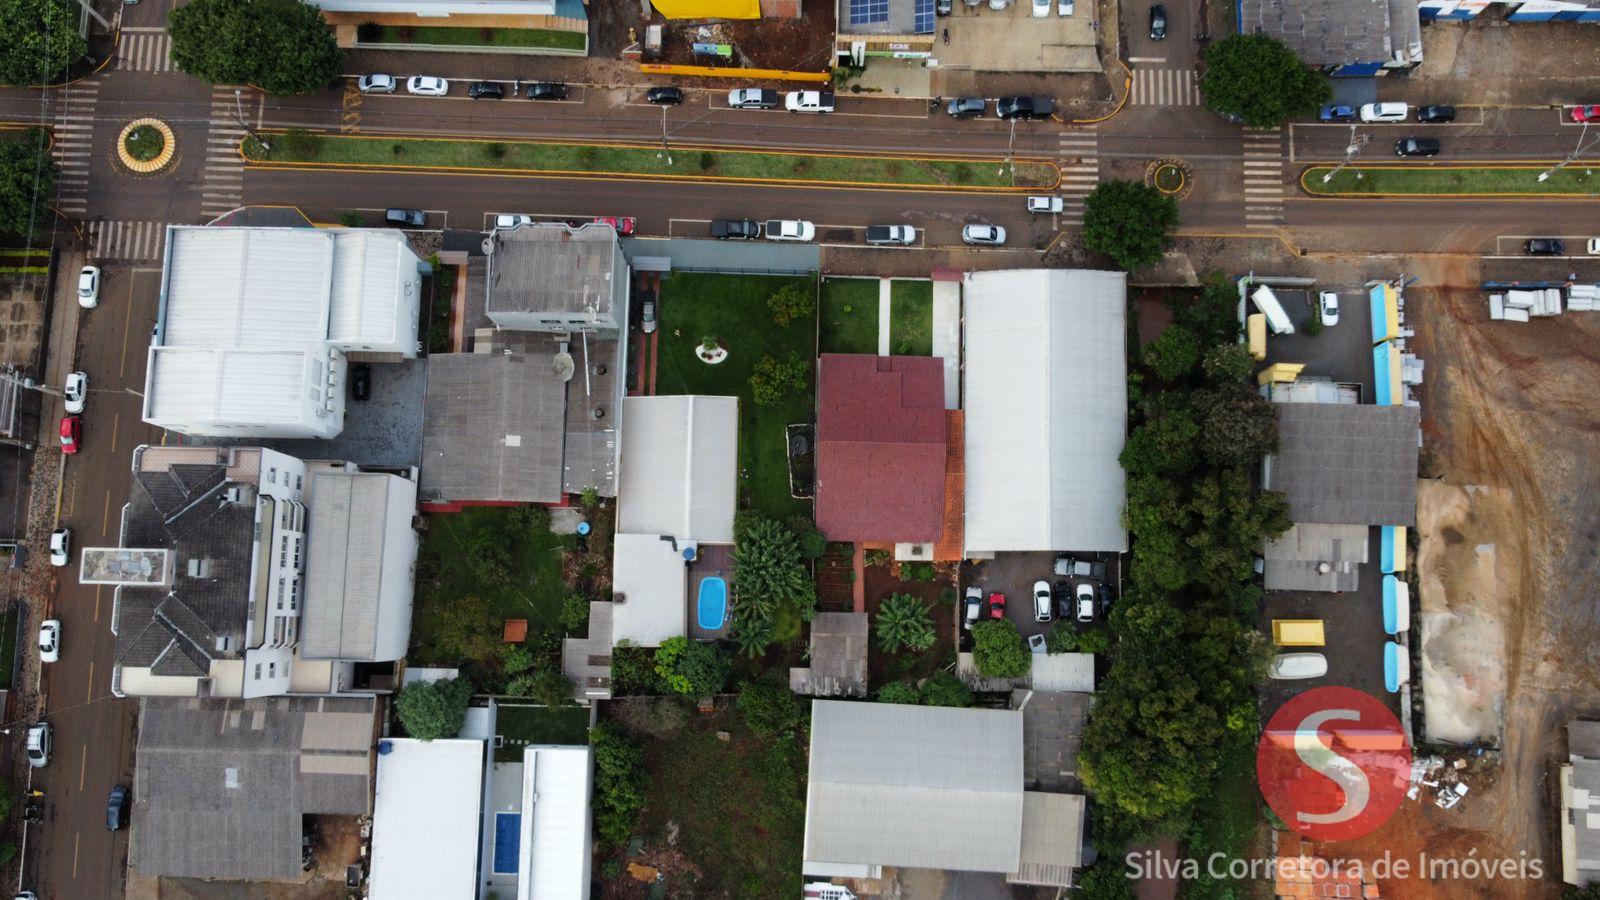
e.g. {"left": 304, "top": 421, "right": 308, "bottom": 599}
{"left": 861, "top": 559, "right": 958, "bottom": 690}
{"left": 588, "top": 0, "right": 836, "bottom": 72}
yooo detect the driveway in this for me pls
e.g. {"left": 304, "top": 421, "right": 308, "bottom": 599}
{"left": 1262, "top": 283, "right": 1376, "bottom": 399}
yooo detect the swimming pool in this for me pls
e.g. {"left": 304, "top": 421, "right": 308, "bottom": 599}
{"left": 697, "top": 576, "right": 727, "bottom": 631}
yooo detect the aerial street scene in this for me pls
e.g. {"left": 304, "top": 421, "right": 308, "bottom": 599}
{"left": 0, "top": 0, "right": 1598, "bottom": 896}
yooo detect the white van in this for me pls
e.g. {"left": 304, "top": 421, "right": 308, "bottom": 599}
{"left": 1359, "top": 102, "right": 1409, "bottom": 123}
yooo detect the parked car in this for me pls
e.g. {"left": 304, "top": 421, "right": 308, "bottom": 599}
{"left": 1058, "top": 0, "right": 1074, "bottom": 15}
{"left": 865, "top": 225, "right": 917, "bottom": 246}
{"left": 963, "top": 586, "right": 983, "bottom": 629}
{"left": 996, "top": 96, "right": 1054, "bottom": 120}
{"left": 37, "top": 620, "right": 59, "bottom": 664}
{"left": 946, "top": 97, "right": 986, "bottom": 119}
{"left": 728, "top": 88, "right": 779, "bottom": 109}
{"left": 356, "top": 74, "right": 396, "bottom": 94}
{"left": 593, "top": 215, "right": 636, "bottom": 235}
{"left": 1074, "top": 583, "right": 1096, "bottom": 622}
{"left": 1571, "top": 105, "right": 1600, "bottom": 123}
{"left": 495, "top": 214, "right": 533, "bottom": 229}
{"left": 1416, "top": 104, "right": 1456, "bottom": 123}
{"left": 1359, "top": 102, "right": 1409, "bottom": 123}
{"left": 1525, "top": 238, "right": 1566, "bottom": 256}
{"left": 405, "top": 76, "right": 449, "bottom": 97}
{"left": 49, "top": 528, "right": 70, "bottom": 567}
{"left": 1032, "top": 0, "right": 1050, "bottom": 16}
{"left": 349, "top": 363, "right": 371, "bottom": 402}
{"left": 646, "top": 86, "right": 684, "bottom": 105}
{"left": 1032, "top": 580, "right": 1053, "bottom": 622}
{"left": 1268, "top": 652, "right": 1328, "bottom": 680}
{"left": 63, "top": 371, "right": 87, "bottom": 414}
{"left": 1148, "top": 4, "right": 1166, "bottom": 39}
{"left": 711, "top": 218, "right": 761, "bottom": 240}
{"left": 77, "top": 265, "right": 100, "bottom": 309}
{"left": 107, "top": 785, "right": 129, "bottom": 832}
{"left": 25, "top": 723, "right": 49, "bottom": 768}
{"left": 1318, "top": 104, "right": 1357, "bottom": 123}
{"left": 59, "top": 415, "right": 81, "bottom": 455}
{"left": 466, "top": 81, "right": 504, "bottom": 99}
{"left": 525, "top": 82, "right": 569, "bottom": 101}
{"left": 764, "top": 219, "right": 816, "bottom": 242}
{"left": 1027, "top": 195, "right": 1064, "bottom": 214}
{"left": 987, "top": 591, "right": 1006, "bottom": 620}
{"left": 1055, "top": 580, "right": 1073, "bottom": 618}
{"left": 1054, "top": 556, "right": 1106, "bottom": 579}
{"left": 1319, "top": 291, "right": 1340, "bottom": 327}
{"left": 1097, "top": 582, "right": 1116, "bottom": 614}
{"left": 1394, "top": 137, "right": 1441, "bottom": 157}
{"left": 385, "top": 208, "right": 425, "bottom": 227}
{"left": 961, "top": 224, "right": 1006, "bottom": 245}
{"left": 641, "top": 298, "right": 657, "bottom": 334}
{"left": 785, "top": 90, "right": 835, "bottom": 113}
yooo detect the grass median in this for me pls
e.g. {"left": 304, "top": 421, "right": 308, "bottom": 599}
{"left": 1302, "top": 164, "right": 1600, "bottom": 196}
{"left": 244, "top": 130, "right": 1056, "bottom": 190}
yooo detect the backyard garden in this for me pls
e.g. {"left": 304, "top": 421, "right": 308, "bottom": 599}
{"left": 817, "top": 277, "right": 936, "bottom": 357}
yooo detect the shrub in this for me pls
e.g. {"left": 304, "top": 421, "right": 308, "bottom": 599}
{"left": 508, "top": 503, "right": 551, "bottom": 533}
{"left": 279, "top": 128, "right": 323, "bottom": 160}
{"left": 591, "top": 724, "right": 647, "bottom": 845}
{"left": 506, "top": 668, "right": 574, "bottom": 707}
{"left": 561, "top": 594, "right": 591, "bottom": 633}
{"left": 502, "top": 646, "right": 535, "bottom": 676}
{"left": 433, "top": 594, "right": 504, "bottom": 663}
{"left": 610, "top": 642, "right": 662, "bottom": 695}
{"left": 580, "top": 485, "right": 600, "bottom": 508}
{"left": 465, "top": 532, "right": 511, "bottom": 586}
{"left": 484, "top": 141, "right": 508, "bottom": 160}
{"left": 749, "top": 353, "right": 810, "bottom": 407}
{"left": 767, "top": 282, "right": 815, "bottom": 328}
{"left": 355, "top": 21, "right": 380, "bottom": 42}
{"left": 863, "top": 548, "right": 891, "bottom": 568}
{"left": 338, "top": 211, "right": 364, "bottom": 227}
{"left": 1076, "top": 626, "right": 1112, "bottom": 654}
{"left": 395, "top": 677, "right": 474, "bottom": 740}
{"left": 1046, "top": 622, "right": 1079, "bottom": 653}
{"left": 732, "top": 517, "right": 816, "bottom": 623}
{"left": 900, "top": 562, "right": 936, "bottom": 582}
{"left": 612, "top": 695, "right": 691, "bottom": 738}
{"left": 699, "top": 150, "right": 716, "bottom": 171}
{"left": 876, "top": 681, "right": 920, "bottom": 704}
{"left": 729, "top": 610, "right": 774, "bottom": 658}
{"left": 874, "top": 593, "right": 936, "bottom": 653}
{"left": 737, "top": 678, "right": 804, "bottom": 738}
{"left": 919, "top": 671, "right": 972, "bottom": 707}
{"left": 970, "top": 619, "right": 1030, "bottom": 678}
{"left": 785, "top": 515, "right": 826, "bottom": 560}
{"left": 653, "top": 636, "right": 729, "bottom": 697}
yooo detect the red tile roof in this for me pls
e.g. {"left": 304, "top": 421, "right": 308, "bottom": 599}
{"left": 815, "top": 354, "right": 947, "bottom": 543}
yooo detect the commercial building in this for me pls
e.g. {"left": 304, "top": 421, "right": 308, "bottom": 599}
{"left": 1262, "top": 402, "right": 1420, "bottom": 528}
{"left": 143, "top": 226, "right": 423, "bottom": 439}
{"left": 370, "top": 737, "right": 488, "bottom": 899}
{"left": 314, "top": 0, "right": 590, "bottom": 55}
{"left": 1562, "top": 720, "right": 1600, "bottom": 886}
{"left": 1238, "top": 0, "right": 1422, "bottom": 75}
{"left": 486, "top": 223, "right": 626, "bottom": 335}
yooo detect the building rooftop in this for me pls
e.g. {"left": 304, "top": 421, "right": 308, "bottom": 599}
{"left": 301, "top": 471, "right": 416, "bottom": 660}
{"left": 815, "top": 355, "right": 946, "bottom": 544}
{"left": 370, "top": 737, "right": 486, "bottom": 899}
{"left": 1264, "top": 403, "right": 1420, "bottom": 527}
{"left": 486, "top": 223, "right": 620, "bottom": 326}
{"left": 839, "top": 0, "right": 935, "bottom": 36}
{"left": 609, "top": 533, "right": 689, "bottom": 647}
{"left": 420, "top": 351, "right": 568, "bottom": 504}
{"left": 1013, "top": 689, "right": 1089, "bottom": 792}
{"left": 1262, "top": 523, "right": 1369, "bottom": 592}
{"left": 789, "top": 612, "right": 869, "bottom": 698}
{"left": 1011, "top": 792, "right": 1086, "bottom": 888}
{"left": 517, "top": 746, "right": 594, "bottom": 900}
{"left": 616, "top": 395, "right": 738, "bottom": 543}
{"left": 1238, "top": 0, "right": 1413, "bottom": 68}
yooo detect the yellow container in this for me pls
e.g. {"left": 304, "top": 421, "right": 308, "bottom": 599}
{"left": 1272, "top": 619, "right": 1326, "bottom": 647}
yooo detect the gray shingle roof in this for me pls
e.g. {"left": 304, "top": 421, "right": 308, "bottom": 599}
{"left": 1013, "top": 689, "right": 1088, "bottom": 792}
{"left": 789, "top": 613, "right": 869, "bottom": 698}
{"left": 1264, "top": 404, "right": 1419, "bottom": 527}
{"left": 420, "top": 352, "right": 567, "bottom": 504}
{"left": 1574, "top": 721, "right": 1600, "bottom": 761}
{"left": 1238, "top": 0, "right": 1395, "bottom": 67}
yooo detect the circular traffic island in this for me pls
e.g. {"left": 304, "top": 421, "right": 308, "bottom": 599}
{"left": 1145, "top": 157, "right": 1195, "bottom": 200}
{"left": 117, "top": 118, "right": 176, "bottom": 174}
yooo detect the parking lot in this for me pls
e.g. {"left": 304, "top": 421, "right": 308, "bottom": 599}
{"left": 961, "top": 551, "right": 1119, "bottom": 644}
{"left": 938, "top": 0, "right": 1100, "bottom": 73}
{"left": 1261, "top": 283, "right": 1377, "bottom": 400}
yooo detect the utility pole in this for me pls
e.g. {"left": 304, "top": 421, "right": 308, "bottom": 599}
{"left": 1322, "top": 125, "right": 1370, "bottom": 183}
{"left": 71, "top": 0, "right": 110, "bottom": 32}
{"left": 234, "top": 89, "right": 270, "bottom": 153}
{"left": 999, "top": 117, "right": 1017, "bottom": 178}
{"left": 657, "top": 104, "right": 672, "bottom": 166}
{"left": 1538, "top": 120, "right": 1595, "bottom": 182}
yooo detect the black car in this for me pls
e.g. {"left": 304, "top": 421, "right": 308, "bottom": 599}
{"left": 710, "top": 218, "right": 761, "bottom": 240}
{"left": 466, "top": 81, "right": 504, "bottom": 99}
{"left": 646, "top": 86, "right": 684, "bottom": 105}
{"left": 384, "top": 208, "right": 425, "bottom": 227}
{"left": 946, "top": 97, "right": 985, "bottom": 119}
{"left": 526, "top": 82, "right": 569, "bottom": 101}
{"left": 1149, "top": 4, "right": 1167, "bottom": 40}
{"left": 1054, "top": 580, "right": 1073, "bottom": 619}
{"left": 1525, "top": 238, "right": 1566, "bottom": 256}
{"left": 107, "top": 785, "right": 128, "bottom": 832}
{"left": 349, "top": 363, "right": 372, "bottom": 402}
{"left": 1098, "top": 582, "right": 1116, "bottom": 614}
{"left": 1416, "top": 104, "right": 1456, "bottom": 123}
{"left": 1394, "top": 137, "right": 1441, "bottom": 157}
{"left": 996, "top": 96, "right": 1055, "bottom": 120}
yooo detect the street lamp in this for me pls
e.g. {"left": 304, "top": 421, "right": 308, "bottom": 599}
{"left": 1322, "top": 125, "right": 1370, "bottom": 183}
{"left": 1538, "top": 120, "right": 1594, "bottom": 182}
{"left": 999, "top": 117, "right": 1017, "bottom": 178}
{"left": 657, "top": 105, "right": 672, "bottom": 167}
{"left": 233, "top": 88, "right": 270, "bottom": 153}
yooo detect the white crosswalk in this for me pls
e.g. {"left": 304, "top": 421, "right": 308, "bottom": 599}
{"left": 89, "top": 220, "right": 168, "bottom": 262}
{"left": 1131, "top": 67, "right": 1201, "bottom": 107}
{"left": 201, "top": 86, "right": 248, "bottom": 219}
{"left": 1057, "top": 128, "right": 1099, "bottom": 225}
{"left": 50, "top": 80, "right": 99, "bottom": 217}
{"left": 1242, "top": 127, "right": 1284, "bottom": 229}
{"left": 115, "top": 30, "right": 174, "bottom": 73}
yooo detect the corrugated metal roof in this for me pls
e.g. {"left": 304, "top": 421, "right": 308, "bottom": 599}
{"left": 617, "top": 396, "right": 738, "bottom": 543}
{"left": 804, "top": 700, "right": 1023, "bottom": 873}
{"left": 165, "top": 227, "right": 331, "bottom": 350}
{"left": 518, "top": 747, "right": 593, "bottom": 900}
{"left": 328, "top": 230, "right": 408, "bottom": 345}
{"left": 370, "top": 738, "right": 485, "bottom": 900}
{"left": 1264, "top": 403, "right": 1419, "bottom": 526}
{"left": 146, "top": 349, "right": 310, "bottom": 425}
{"left": 963, "top": 269, "right": 1128, "bottom": 554}
{"left": 302, "top": 473, "right": 389, "bottom": 660}
{"left": 1011, "top": 792, "right": 1085, "bottom": 886}
{"left": 610, "top": 533, "right": 687, "bottom": 646}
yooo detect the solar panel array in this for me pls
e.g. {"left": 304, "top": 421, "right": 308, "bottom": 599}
{"left": 914, "top": 0, "right": 934, "bottom": 32}
{"left": 850, "top": 0, "right": 889, "bottom": 24}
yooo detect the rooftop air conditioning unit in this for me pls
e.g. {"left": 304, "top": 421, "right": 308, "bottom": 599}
{"left": 214, "top": 635, "right": 233, "bottom": 653}
{"left": 187, "top": 558, "right": 214, "bottom": 578}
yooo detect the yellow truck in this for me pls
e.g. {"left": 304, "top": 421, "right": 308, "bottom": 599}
{"left": 1271, "top": 619, "right": 1326, "bottom": 647}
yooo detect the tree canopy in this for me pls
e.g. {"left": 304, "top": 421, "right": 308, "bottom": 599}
{"left": 394, "top": 676, "right": 474, "bottom": 741}
{"left": 970, "top": 619, "right": 1030, "bottom": 678}
{"left": 730, "top": 516, "right": 818, "bottom": 651}
{"left": 653, "top": 636, "right": 730, "bottom": 698}
{"left": 1199, "top": 34, "right": 1332, "bottom": 128}
{"left": 0, "top": 0, "right": 85, "bottom": 86}
{"left": 873, "top": 593, "right": 936, "bottom": 653}
{"left": 737, "top": 677, "right": 805, "bottom": 738}
{"left": 0, "top": 130, "right": 56, "bottom": 235}
{"left": 591, "top": 724, "right": 647, "bottom": 845}
{"left": 169, "top": 0, "right": 342, "bottom": 95}
{"left": 1082, "top": 180, "right": 1179, "bottom": 271}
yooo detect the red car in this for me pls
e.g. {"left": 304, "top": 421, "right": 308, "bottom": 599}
{"left": 987, "top": 591, "right": 1006, "bottom": 620}
{"left": 59, "top": 415, "right": 82, "bottom": 455}
{"left": 593, "top": 216, "right": 636, "bottom": 235}
{"left": 1571, "top": 105, "right": 1600, "bottom": 123}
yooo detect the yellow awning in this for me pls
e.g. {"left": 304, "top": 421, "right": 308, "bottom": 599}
{"left": 651, "top": 0, "right": 760, "bottom": 18}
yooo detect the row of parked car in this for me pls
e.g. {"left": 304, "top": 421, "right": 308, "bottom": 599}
{"left": 945, "top": 96, "right": 1055, "bottom": 120}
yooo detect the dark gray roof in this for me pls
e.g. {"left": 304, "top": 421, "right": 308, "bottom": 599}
{"left": 1573, "top": 721, "right": 1600, "bottom": 761}
{"left": 301, "top": 473, "right": 389, "bottom": 660}
{"left": 486, "top": 223, "right": 618, "bottom": 322}
{"left": 1238, "top": 0, "right": 1396, "bottom": 67}
{"left": 1012, "top": 689, "right": 1089, "bottom": 792}
{"left": 420, "top": 352, "right": 567, "bottom": 504}
{"left": 132, "top": 695, "right": 377, "bottom": 881}
{"left": 1265, "top": 404, "right": 1419, "bottom": 527}
{"left": 789, "top": 613, "right": 869, "bottom": 698}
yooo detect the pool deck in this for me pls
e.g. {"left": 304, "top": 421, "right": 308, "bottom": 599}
{"left": 688, "top": 543, "right": 734, "bottom": 641}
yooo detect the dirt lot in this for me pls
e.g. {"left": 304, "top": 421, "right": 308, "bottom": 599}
{"left": 862, "top": 558, "right": 959, "bottom": 688}
{"left": 588, "top": 0, "right": 836, "bottom": 71}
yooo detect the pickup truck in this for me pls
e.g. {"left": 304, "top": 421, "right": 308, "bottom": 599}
{"left": 865, "top": 225, "right": 917, "bottom": 246}
{"left": 764, "top": 219, "right": 816, "bottom": 242}
{"left": 711, "top": 219, "right": 761, "bottom": 240}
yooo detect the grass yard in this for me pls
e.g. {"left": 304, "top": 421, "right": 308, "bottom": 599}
{"left": 494, "top": 704, "right": 590, "bottom": 762}
{"left": 1302, "top": 164, "right": 1600, "bottom": 196}
{"left": 411, "top": 507, "right": 568, "bottom": 664}
{"left": 818, "top": 278, "right": 879, "bottom": 355}
{"left": 369, "top": 24, "right": 587, "bottom": 51}
{"left": 0, "top": 606, "right": 17, "bottom": 690}
{"left": 655, "top": 272, "right": 817, "bottom": 521}
{"left": 888, "top": 279, "right": 934, "bottom": 356}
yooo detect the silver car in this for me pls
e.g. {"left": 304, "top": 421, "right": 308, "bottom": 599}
{"left": 961, "top": 224, "right": 1007, "bottom": 246}
{"left": 357, "top": 74, "right": 396, "bottom": 94}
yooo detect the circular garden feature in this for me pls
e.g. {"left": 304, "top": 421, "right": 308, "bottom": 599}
{"left": 117, "top": 118, "right": 177, "bottom": 174}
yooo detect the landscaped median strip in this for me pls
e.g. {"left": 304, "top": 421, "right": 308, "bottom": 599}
{"left": 240, "top": 130, "right": 1058, "bottom": 191}
{"left": 1301, "top": 163, "right": 1600, "bottom": 198}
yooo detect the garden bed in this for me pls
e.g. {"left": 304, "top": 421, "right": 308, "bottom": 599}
{"left": 862, "top": 557, "right": 958, "bottom": 688}
{"left": 361, "top": 24, "right": 586, "bottom": 52}
{"left": 818, "top": 278, "right": 879, "bottom": 355}
{"left": 888, "top": 280, "right": 933, "bottom": 356}
{"left": 1301, "top": 164, "right": 1600, "bottom": 196}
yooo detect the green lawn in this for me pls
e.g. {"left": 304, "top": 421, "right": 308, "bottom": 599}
{"left": 494, "top": 704, "right": 590, "bottom": 761}
{"left": 369, "top": 24, "right": 587, "bottom": 51}
{"left": 819, "top": 278, "right": 879, "bottom": 355}
{"left": 247, "top": 133, "right": 1056, "bottom": 190}
{"left": 0, "top": 606, "right": 17, "bottom": 690}
{"left": 656, "top": 273, "right": 816, "bottom": 521}
{"left": 1302, "top": 164, "right": 1600, "bottom": 195}
{"left": 411, "top": 507, "right": 568, "bottom": 664}
{"left": 888, "top": 280, "right": 933, "bottom": 356}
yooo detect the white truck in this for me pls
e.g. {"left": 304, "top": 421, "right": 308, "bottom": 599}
{"left": 1251, "top": 284, "right": 1296, "bottom": 335}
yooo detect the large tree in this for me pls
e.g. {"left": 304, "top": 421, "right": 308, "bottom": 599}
{"left": 1199, "top": 34, "right": 1332, "bottom": 128}
{"left": 970, "top": 619, "right": 1030, "bottom": 678}
{"left": 0, "top": 130, "right": 56, "bottom": 235}
{"left": 394, "top": 677, "right": 474, "bottom": 741}
{"left": 731, "top": 517, "right": 817, "bottom": 622}
{"left": 169, "top": 0, "right": 341, "bottom": 95}
{"left": 653, "top": 636, "right": 730, "bottom": 698}
{"left": 1082, "top": 180, "right": 1179, "bottom": 272}
{"left": 0, "top": 0, "right": 85, "bottom": 86}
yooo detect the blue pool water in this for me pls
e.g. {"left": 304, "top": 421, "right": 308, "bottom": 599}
{"left": 493, "top": 812, "right": 520, "bottom": 874}
{"left": 698, "top": 576, "right": 728, "bottom": 631}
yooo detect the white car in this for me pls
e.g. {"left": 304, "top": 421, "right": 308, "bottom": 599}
{"left": 1032, "top": 580, "right": 1053, "bottom": 622}
{"left": 961, "top": 224, "right": 1006, "bottom": 245}
{"left": 494, "top": 214, "right": 533, "bottom": 229}
{"left": 406, "top": 76, "right": 449, "bottom": 97}
{"left": 37, "top": 621, "right": 59, "bottom": 664}
{"left": 357, "top": 74, "right": 396, "bottom": 94}
{"left": 77, "top": 265, "right": 100, "bottom": 309}
{"left": 1268, "top": 652, "right": 1328, "bottom": 680}
{"left": 1027, "top": 195, "right": 1064, "bottom": 214}
{"left": 49, "top": 528, "right": 71, "bottom": 568}
{"left": 1319, "top": 291, "right": 1340, "bottom": 327}
{"left": 764, "top": 219, "right": 815, "bottom": 242}
{"left": 25, "top": 723, "right": 49, "bottom": 768}
{"left": 1058, "top": 0, "right": 1073, "bottom": 14}
{"left": 784, "top": 90, "right": 835, "bottom": 113}
{"left": 962, "top": 586, "right": 982, "bottom": 630}
{"left": 1359, "top": 102, "right": 1409, "bottom": 123}
{"left": 63, "top": 371, "right": 87, "bottom": 414}
{"left": 1032, "top": 0, "right": 1050, "bottom": 16}
{"left": 1075, "top": 583, "right": 1095, "bottom": 622}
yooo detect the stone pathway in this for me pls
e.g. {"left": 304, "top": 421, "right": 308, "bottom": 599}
{"left": 931, "top": 279, "right": 961, "bottom": 410}
{"left": 876, "top": 278, "right": 892, "bottom": 356}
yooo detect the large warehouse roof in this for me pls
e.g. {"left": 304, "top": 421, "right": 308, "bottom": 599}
{"left": 370, "top": 738, "right": 486, "bottom": 900}
{"left": 617, "top": 395, "right": 738, "bottom": 543}
{"left": 962, "top": 269, "right": 1128, "bottom": 554}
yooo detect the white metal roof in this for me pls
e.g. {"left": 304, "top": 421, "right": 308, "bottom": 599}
{"left": 1011, "top": 792, "right": 1086, "bottom": 886}
{"left": 328, "top": 230, "right": 415, "bottom": 346}
{"left": 518, "top": 747, "right": 593, "bottom": 900}
{"left": 163, "top": 227, "right": 332, "bottom": 350}
{"left": 617, "top": 396, "right": 738, "bottom": 543}
{"left": 804, "top": 700, "right": 1024, "bottom": 873}
{"left": 145, "top": 349, "right": 309, "bottom": 425}
{"left": 963, "top": 269, "right": 1128, "bottom": 554}
{"left": 369, "top": 738, "right": 485, "bottom": 900}
{"left": 609, "top": 533, "right": 687, "bottom": 647}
